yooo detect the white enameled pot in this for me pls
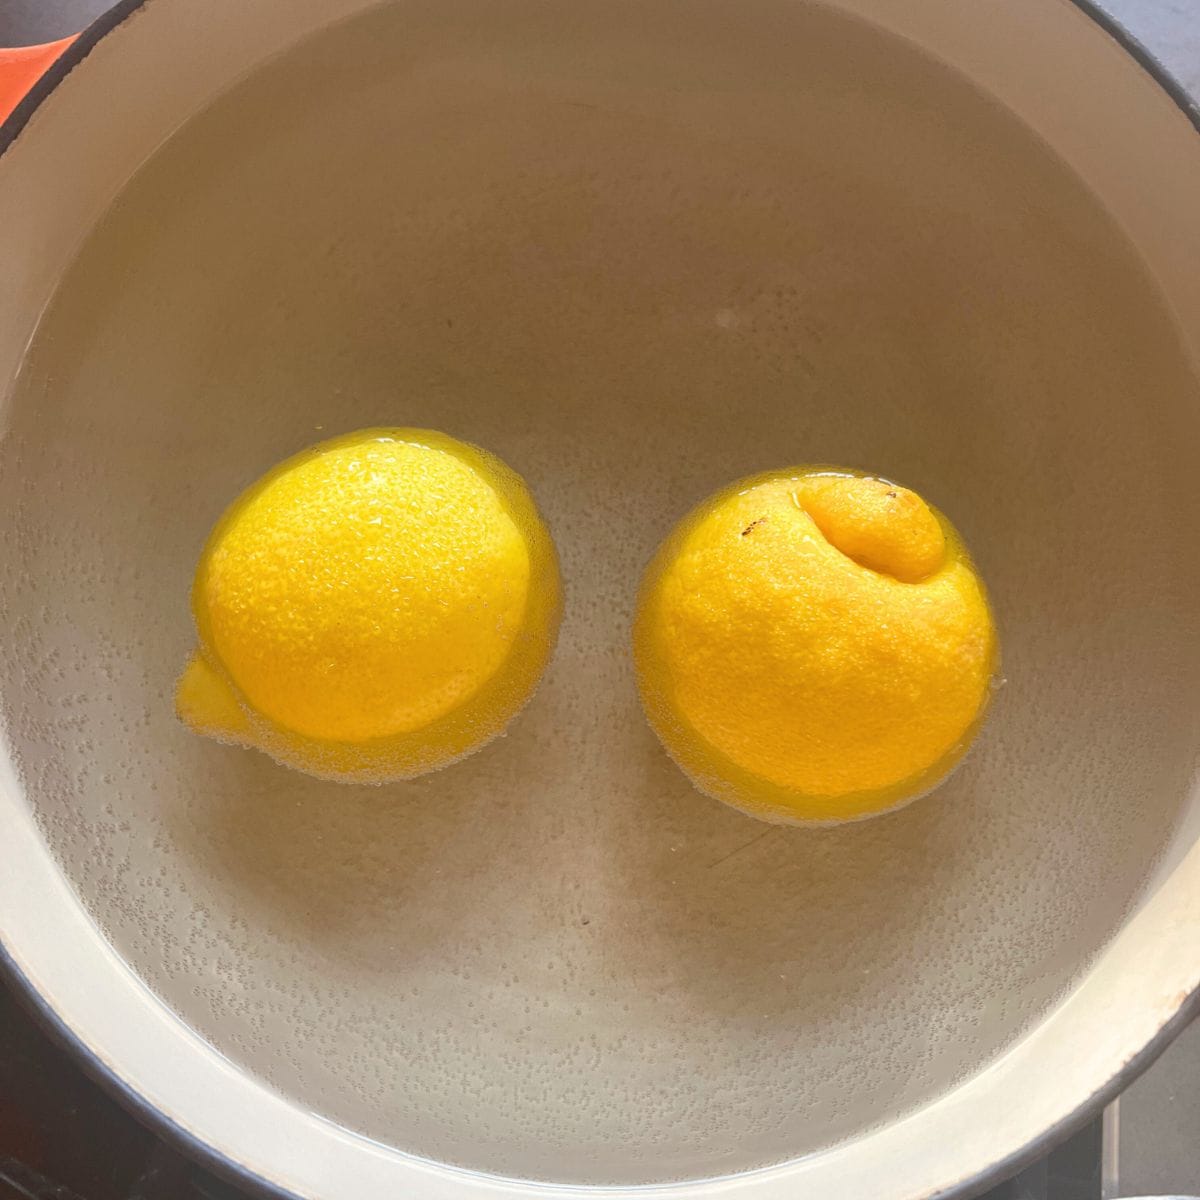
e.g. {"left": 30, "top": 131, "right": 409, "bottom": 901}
{"left": 1, "top": 2, "right": 1199, "bottom": 1198}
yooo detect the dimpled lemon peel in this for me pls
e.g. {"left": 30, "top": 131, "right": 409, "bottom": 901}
{"left": 176, "top": 428, "right": 561, "bottom": 782}
{"left": 633, "top": 469, "right": 998, "bottom": 825}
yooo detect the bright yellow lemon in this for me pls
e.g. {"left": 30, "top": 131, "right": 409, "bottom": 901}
{"left": 633, "top": 470, "right": 997, "bottom": 824}
{"left": 176, "top": 429, "right": 561, "bottom": 782}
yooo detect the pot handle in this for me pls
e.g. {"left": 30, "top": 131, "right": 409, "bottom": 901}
{"left": 0, "top": 35, "right": 78, "bottom": 126}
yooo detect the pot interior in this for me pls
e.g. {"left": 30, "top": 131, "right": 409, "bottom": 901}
{"left": 2, "top": 0, "right": 1199, "bottom": 1186}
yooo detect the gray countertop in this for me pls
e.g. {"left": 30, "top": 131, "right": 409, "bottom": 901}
{"left": 1101, "top": 0, "right": 1200, "bottom": 96}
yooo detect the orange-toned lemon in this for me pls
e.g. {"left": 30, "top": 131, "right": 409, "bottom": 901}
{"left": 633, "top": 470, "right": 997, "bottom": 824}
{"left": 177, "top": 429, "right": 560, "bottom": 782}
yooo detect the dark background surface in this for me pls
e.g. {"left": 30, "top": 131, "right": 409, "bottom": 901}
{"left": 0, "top": 1, "right": 1189, "bottom": 1198}
{"left": 1, "top": 1, "right": 115, "bottom": 45}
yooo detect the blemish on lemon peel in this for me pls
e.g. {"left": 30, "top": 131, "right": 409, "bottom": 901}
{"left": 633, "top": 467, "right": 999, "bottom": 826}
{"left": 176, "top": 428, "right": 561, "bottom": 783}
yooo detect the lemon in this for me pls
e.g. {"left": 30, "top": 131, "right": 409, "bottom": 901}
{"left": 633, "top": 470, "right": 997, "bottom": 824}
{"left": 176, "top": 429, "right": 561, "bottom": 782}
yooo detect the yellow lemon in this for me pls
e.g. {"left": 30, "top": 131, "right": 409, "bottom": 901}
{"left": 176, "top": 429, "right": 561, "bottom": 782}
{"left": 633, "top": 470, "right": 998, "bottom": 824}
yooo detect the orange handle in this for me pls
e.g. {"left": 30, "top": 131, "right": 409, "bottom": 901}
{"left": 0, "top": 36, "right": 78, "bottom": 126}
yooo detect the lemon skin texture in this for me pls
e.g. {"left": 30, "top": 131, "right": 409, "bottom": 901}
{"left": 633, "top": 470, "right": 998, "bottom": 825}
{"left": 176, "top": 429, "right": 561, "bottom": 782}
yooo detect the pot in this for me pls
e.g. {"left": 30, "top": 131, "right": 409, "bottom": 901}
{"left": 1, "top": 2, "right": 1199, "bottom": 1198}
